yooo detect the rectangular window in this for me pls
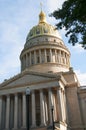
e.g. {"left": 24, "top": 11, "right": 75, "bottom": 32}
{"left": 47, "top": 55, "right": 50, "bottom": 62}
{"left": 37, "top": 56, "right": 40, "bottom": 63}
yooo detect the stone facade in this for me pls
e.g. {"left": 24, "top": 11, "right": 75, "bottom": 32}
{"left": 0, "top": 10, "right": 86, "bottom": 130}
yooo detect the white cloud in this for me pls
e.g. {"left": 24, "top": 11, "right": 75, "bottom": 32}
{"left": 70, "top": 44, "right": 86, "bottom": 54}
{"left": 75, "top": 70, "right": 86, "bottom": 86}
{"left": 47, "top": 0, "right": 65, "bottom": 12}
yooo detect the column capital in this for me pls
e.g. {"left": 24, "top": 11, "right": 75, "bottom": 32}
{"left": 14, "top": 92, "right": 18, "bottom": 96}
{"left": 22, "top": 91, "right": 26, "bottom": 95}
{"left": 6, "top": 94, "right": 10, "bottom": 98}
{"left": 0, "top": 95, "right": 2, "bottom": 98}
{"left": 40, "top": 89, "right": 43, "bottom": 93}
{"left": 31, "top": 90, "right": 35, "bottom": 93}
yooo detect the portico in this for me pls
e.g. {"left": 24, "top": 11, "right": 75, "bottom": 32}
{"left": 0, "top": 76, "right": 67, "bottom": 130}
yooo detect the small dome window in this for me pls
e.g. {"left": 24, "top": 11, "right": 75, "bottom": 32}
{"left": 29, "top": 32, "right": 33, "bottom": 37}
{"left": 60, "top": 42, "right": 62, "bottom": 44}
{"left": 36, "top": 29, "right": 40, "bottom": 34}
{"left": 54, "top": 39, "right": 56, "bottom": 42}
{"left": 45, "top": 38, "right": 48, "bottom": 41}
{"left": 44, "top": 28, "right": 48, "bottom": 33}
{"left": 37, "top": 39, "right": 39, "bottom": 42}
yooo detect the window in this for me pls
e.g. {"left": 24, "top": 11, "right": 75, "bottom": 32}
{"left": 54, "top": 39, "right": 56, "bottom": 42}
{"left": 41, "top": 50, "right": 45, "bottom": 63}
{"left": 31, "top": 58, "right": 34, "bottom": 64}
{"left": 37, "top": 56, "right": 40, "bottom": 63}
{"left": 36, "top": 29, "right": 40, "bottom": 34}
{"left": 47, "top": 55, "right": 50, "bottom": 62}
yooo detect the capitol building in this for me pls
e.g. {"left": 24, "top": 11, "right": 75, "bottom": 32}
{"left": 0, "top": 10, "right": 86, "bottom": 130}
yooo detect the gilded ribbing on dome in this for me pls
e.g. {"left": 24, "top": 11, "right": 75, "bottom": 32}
{"left": 39, "top": 11, "right": 47, "bottom": 23}
{"left": 26, "top": 10, "right": 62, "bottom": 41}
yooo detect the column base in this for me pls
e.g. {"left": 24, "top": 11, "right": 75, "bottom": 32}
{"left": 12, "top": 127, "right": 27, "bottom": 130}
{"left": 21, "top": 126, "right": 27, "bottom": 130}
{"left": 12, "top": 128, "right": 18, "bottom": 130}
{"left": 4, "top": 129, "right": 10, "bottom": 130}
{"left": 31, "top": 125, "right": 36, "bottom": 128}
{"left": 40, "top": 123, "right": 46, "bottom": 127}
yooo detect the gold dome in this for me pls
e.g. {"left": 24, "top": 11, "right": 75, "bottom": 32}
{"left": 26, "top": 11, "right": 61, "bottom": 41}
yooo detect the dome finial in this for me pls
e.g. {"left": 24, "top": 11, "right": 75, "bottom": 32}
{"left": 39, "top": 3, "right": 47, "bottom": 23}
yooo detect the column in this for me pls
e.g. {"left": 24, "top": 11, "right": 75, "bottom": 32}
{"left": 57, "top": 88, "right": 64, "bottom": 121}
{"left": 13, "top": 93, "right": 18, "bottom": 129}
{"left": 64, "top": 52, "right": 66, "bottom": 64}
{"left": 55, "top": 49, "right": 57, "bottom": 62}
{"left": 10, "top": 96, "right": 14, "bottom": 129}
{"left": 22, "top": 92, "right": 26, "bottom": 128}
{"left": 5, "top": 95, "right": 10, "bottom": 129}
{"left": 31, "top": 90, "right": 36, "bottom": 127}
{"left": 39, "top": 50, "right": 42, "bottom": 63}
{"left": 34, "top": 51, "right": 37, "bottom": 64}
{"left": 44, "top": 94, "right": 48, "bottom": 123}
{"left": 61, "top": 91, "right": 66, "bottom": 122}
{"left": 22, "top": 57, "right": 24, "bottom": 70}
{"left": 68, "top": 55, "right": 70, "bottom": 67}
{"left": 44, "top": 49, "right": 47, "bottom": 62}
{"left": 40, "top": 90, "right": 46, "bottom": 126}
{"left": 53, "top": 93, "right": 57, "bottom": 121}
{"left": 50, "top": 49, "right": 52, "bottom": 62}
{"left": 26, "top": 54, "right": 28, "bottom": 68}
{"left": 81, "top": 99, "right": 86, "bottom": 125}
{"left": 23, "top": 55, "right": 26, "bottom": 69}
{"left": 21, "top": 57, "right": 23, "bottom": 70}
{"left": 30, "top": 52, "right": 31, "bottom": 65}
{"left": 64, "top": 91, "right": 69, "bottom": 123}
{"left": 59, "top": 51, "right": 61, "bottom": 64}
{"left": 0, "top": 96, "right": 2, "bottom": 129}
{"left": 48, "top": 88, "right": 53, "bottom": 124}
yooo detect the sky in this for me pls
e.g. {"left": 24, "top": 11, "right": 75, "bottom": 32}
{"left": 0, "top": 0, "right": 86, "bottom": 86}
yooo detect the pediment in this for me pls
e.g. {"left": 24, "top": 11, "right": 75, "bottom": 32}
{"left": 0, "top": 71, "right": 56, "bottom": 89}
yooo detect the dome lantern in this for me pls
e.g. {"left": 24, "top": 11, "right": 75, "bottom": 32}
{"left": 39, "top": 11, "right": 47, "bottom": 23}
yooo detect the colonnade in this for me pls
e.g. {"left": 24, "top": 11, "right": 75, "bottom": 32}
{"left": 21, "top": 48, "right": 70, "bottom": 71}
{"left": 0, "top": 87, "right": 67, "bottom": 130}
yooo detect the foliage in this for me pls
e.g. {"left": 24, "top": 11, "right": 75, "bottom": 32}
{"left": 52, "top": 0, "right": 86, "bottom": 49}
